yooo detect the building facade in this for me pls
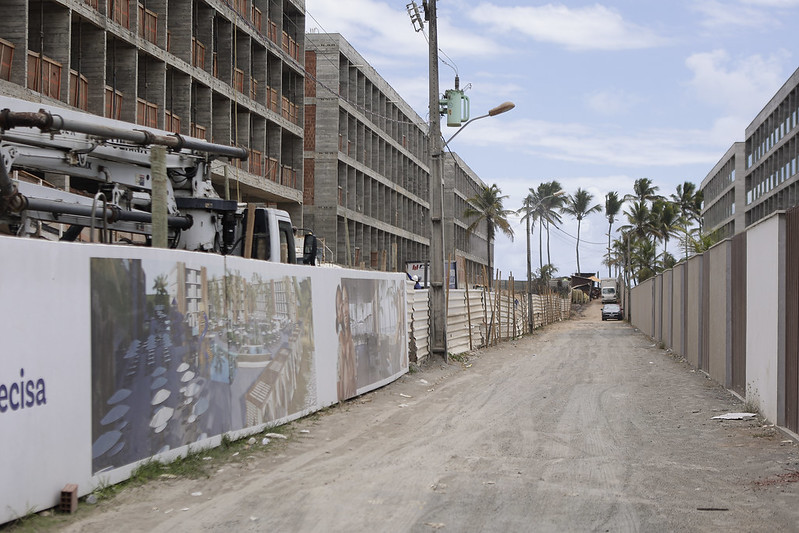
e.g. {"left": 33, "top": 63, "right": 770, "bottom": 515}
{"left": 0, "top": 4, "right": 495, "bottom": 277}
{"left": 443, "top": 152, "right": 490, "bottom": 285}
{"left": 743, "top": 66, "right": 799, "bottom": 228}
{"left": 705, "top": 66, "right": 799, "bottom": 235}
{"left": 0, "top": 0, "right": 306, "bottom": 220}
{"left": 700, "top": 142, "right": 745, "bottom": 238}
{"left": 303, "top": 33, "right": 490, "bottom": 280}
{"left": 303, "top": 33, "right": 430, "bottom": 270}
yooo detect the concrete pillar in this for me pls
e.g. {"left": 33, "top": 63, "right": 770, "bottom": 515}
{"left": 191, "top": 81, "right": 211, "bottom": 139}
{"left": 167, "top": 0, "right": 192, "bottom": 63}
{"left": 4, "top": 0, "right": 28, "bottom": 88}
{"left": 167, "top": 68, "right": 191, "bottom": 134}
{"left": 212, "top": 92, "right": 232, "bottom": 145}
{"left": 73, "top": 20, "right": 107, "bottom": 116}
{"left": 137, "top": 53, "right": 165, "bottom": 128}
{"left": 105, "top": 36, "right": 137, "bottom": 123}
{"left": 214, "top": 15, "right": 232, "bottom": 85}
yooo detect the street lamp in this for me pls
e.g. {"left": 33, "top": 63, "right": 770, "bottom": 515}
{"left": 439, "top": 101, "right": 515, "bottom": 152}
{"left": 426, "top": 0, "right": 516, "bottom": 359}
{"left": 525, "top": 191, "right": 565, "bottom": 333}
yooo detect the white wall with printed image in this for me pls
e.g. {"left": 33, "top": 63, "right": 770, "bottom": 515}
{"left": 0, "top": 235, "right": 408, "bottom": 524}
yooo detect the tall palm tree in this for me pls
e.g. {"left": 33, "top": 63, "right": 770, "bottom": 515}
{"left": 625, "top": 177, "right": 661, "bottom": 205}
{"left": 671, "top": 181, "right": 703, "bottom": 224}
{"left": 535, "top": 181, "right": 565, "bottom": 267}
{"left": 671, "top": 181, "right": 704, "bottom": 258}
{"left": 464, "top": 183, "right": 515, "bottom": 280}
{"left": 561, "top": 188, "right": 602, "bottom": 274}
{"left": 518, "top": 190, "right": 539, "bottom": 297}
{"left": 630, "top": 237, "right": 659, "bottom": 283}
{"left": 620, "top": 200, "right": 656, "bottom": 244}
{"left": 604, "top": 191, "right": 622, "bottom": 277}
{"left": 650, "top": 199, "right": 681, "bottom": 254}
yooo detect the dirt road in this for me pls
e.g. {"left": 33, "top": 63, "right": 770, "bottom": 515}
{"left": 61, "top": 300, "right": 799, "bottom": 532}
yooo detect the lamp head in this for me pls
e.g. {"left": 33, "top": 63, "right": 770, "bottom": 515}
{"left": 488, "top": 101, "right": 515, "bottom": 117}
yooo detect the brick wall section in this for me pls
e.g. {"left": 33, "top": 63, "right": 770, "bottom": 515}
{"left": 303, "top": 158, "right": 315, "bottom": 205}
{"left": 304, "top": 103, "right": 316, "bottom": 150}
{"left": 305, "top": 50, "right": 316, "bottom": 97}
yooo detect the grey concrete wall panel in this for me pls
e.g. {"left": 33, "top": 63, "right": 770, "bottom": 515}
{"left": 671, "top": 263, "right": 685, "bottom": 357}
{"left": 685, "top": 255, "right": 703, "bottom": 368}
{"left": 654, "top": 273, "right": 663, "bottom": 342}
{"left": 662, "top": 269, "right": 673, "bottom": 350}
{"left": 706, "top": 241, "right": 731, "bottom": 385}
{"left": 632, "top": 277, "right": 654, "bottom": 337}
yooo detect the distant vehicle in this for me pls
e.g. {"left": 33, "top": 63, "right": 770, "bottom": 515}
{"left": 601, "top": 303, "right": 622, "bottom": 321}
{"left": 600, "top": 278, "right": 619, "bottom": 303}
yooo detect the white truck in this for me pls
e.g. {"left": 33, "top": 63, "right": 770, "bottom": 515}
{"left": 600, "top": 278, "right": 619, "bottom": 304}
{"left": 0, "top": 95, "right": 316, "bottom": 264}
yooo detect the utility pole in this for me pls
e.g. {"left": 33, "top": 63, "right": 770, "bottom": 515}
{"left": 427, "top": 0, "right": 448, "bottom": 359}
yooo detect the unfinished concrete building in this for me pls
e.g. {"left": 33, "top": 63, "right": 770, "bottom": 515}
{"left": 303, "top": 33, "right": 430, "bottom": 270}
{"left": 443, "top": 152, "right": 490, "bottom": 286}
{"left": 0, "top": 0, "right": 306, "bottom": 220}
{"left": 303, "top": 33, "right": 490, "bottom": 280}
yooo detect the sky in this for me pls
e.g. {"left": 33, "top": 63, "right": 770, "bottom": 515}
{"left": 304, "top": 0, "right": 799, "bottom": 281}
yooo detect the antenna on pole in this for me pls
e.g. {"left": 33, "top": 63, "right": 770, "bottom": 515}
{"left": 406, "top": 2, "right": 424, "bottom": 32}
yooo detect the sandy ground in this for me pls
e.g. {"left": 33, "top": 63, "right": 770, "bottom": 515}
{"left": 54, "top": 300, "right": 799, "bottom": 532}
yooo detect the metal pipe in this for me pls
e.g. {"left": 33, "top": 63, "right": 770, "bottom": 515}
{"left": 0, "top": 155, "right": 14, "bottom": 197}
{"left": 24, "top": 197, "right": 193, "bottom": 229}
{"left": 0, "top": 109, "right": 248, "bottom": 160}
{"left": 0, "top": 156, "right": 24, "bottom": 212}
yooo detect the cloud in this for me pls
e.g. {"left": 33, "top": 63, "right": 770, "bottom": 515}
{"left": 585, "top": 90, "right": 644, "bottom": 116}
{"left": 692, "top": 0, "right": 773, "bottom": 28}
{"left": 740, "top": 0, "right": 799, "bottom": 6}
{"left": 693, "top": 0, "right": 799, "bottom": 28}
{"left": 306, "top": 0, "right": 505, "bottom": 66}
{"left": 685, "top": 49, "right": 790, "bottom": 115}
{"left": 455, "top": 118, "right": 721, "bottom": 168}
{"left": 467, "top": 3, "right": 667, "bottom": 51}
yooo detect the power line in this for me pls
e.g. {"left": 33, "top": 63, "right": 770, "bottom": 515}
{"left": 551, "top": 225, "right": 608, "bottom": 246}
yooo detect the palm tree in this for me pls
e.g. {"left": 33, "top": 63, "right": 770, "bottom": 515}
{"left": 620, "top": 200, "right": 656, "bottom": 244}
{"left": 535, "top": 181, "right": 565, "bottom": 267}
{"left": 630, "top": 237, "right": 659, "bottom": 283}
{"left": 671, "top": 181, "right": 703, "bottom": 226}
{"left": 671, "top": 181, "right": 704, "bottom": 258}
{"left": 464, "top": 183, "right": 515, "bottom": 280}
{"left": 608, "top": 236, "right": 628, "bottom": 275}
{"left": 650, "top": 199, "right": 681, "bottom": 254}
{"left": 518, "top": 191, "right": 539, "bottom": 321}
{"left": 561, "top": 188, "right": 602, "bottom": 274}
{"left": 604, "top": 191, "right": 622, "bottom": 277}
{"left": 625, "top": 177, "right": 661, "bottom": 205}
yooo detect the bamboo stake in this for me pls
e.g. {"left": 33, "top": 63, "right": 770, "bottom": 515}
{"left": 511, "top": 274, "right": 516, "bottom": 338}
{"left": 465, "top": 268, "right": 473, "bottom": 351}
{"left": 494, "top": 269, "right": 501, "bottom": 345}
{"left": 482, "top": 265, "right": 492, "bottom": 346}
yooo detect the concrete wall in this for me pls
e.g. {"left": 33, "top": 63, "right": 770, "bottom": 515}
{"left": 746, "top": 214, "right": 785, "bottom": 423}
{"left": 671, "top": 264, "right": 685, "bottom": 357}
{"left": 662, "top": 269, "right": 673, "bottom": 350}
{"left": 632, "top": 277, "right": 654, "bottom": 337}
{"left": 706, "top": 240, "right": 731, "bottom": 386}
{"left": 0, "top": 235, "right": 408, "bottom": 524}
{"left": 684, "top": 255, "right": 703, "bottom": 368}
{"left": 654, "top": 274, "right": 663, "bottom": 342}
{"left": 629, "top": 212, "right": 791, "bottom": 429}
